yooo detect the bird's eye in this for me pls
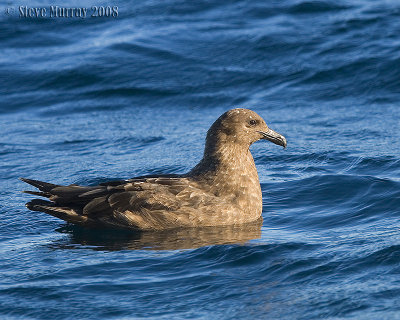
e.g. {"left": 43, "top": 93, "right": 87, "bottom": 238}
{"left": 249, "top": 119, "right": 257, "bottom": 126}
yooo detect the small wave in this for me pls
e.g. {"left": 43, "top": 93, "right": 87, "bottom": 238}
{"left": 110, "top": 135, "right": 165, "bottom": 154}
{"left": 53, "top": 139, "right": 102, "bottom": 146}
{"left": 110, "top": 42, "right": 193, "bottom": 64}
{"left": 288, "top": 1, "right": 350, "bottom": 14}
{"left": 86, "top": 86, "right": 179, "bottom": 98}
{"left": 356, "top": 245, "right": 400, "bottom": 267}
{"left": 263, "top": 174, "right": 400, "bottom": 229}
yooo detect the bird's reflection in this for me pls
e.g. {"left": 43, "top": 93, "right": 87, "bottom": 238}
{"left": 52, "top": 218, "right": 263, "bottom": 251}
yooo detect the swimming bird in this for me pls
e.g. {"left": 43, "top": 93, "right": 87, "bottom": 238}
{"left": 21, "top": 108, "right": 287, "bottom": 230}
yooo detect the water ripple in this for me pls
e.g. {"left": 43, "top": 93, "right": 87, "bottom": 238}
{"left": 1, "top": 0, "right": 400, "bottom": 319}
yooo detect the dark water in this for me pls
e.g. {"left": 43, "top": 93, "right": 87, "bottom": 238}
{"left": 1, "top": 0, "right": 400, "bottom": 319}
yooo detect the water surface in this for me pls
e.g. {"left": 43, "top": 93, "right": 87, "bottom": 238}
{"left": 1, "top": 0, "right": 400, "bottom": 319}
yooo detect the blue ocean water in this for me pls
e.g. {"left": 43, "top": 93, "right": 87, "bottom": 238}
{"left": 1, "top": 0, "right": 400, "bottom": 318}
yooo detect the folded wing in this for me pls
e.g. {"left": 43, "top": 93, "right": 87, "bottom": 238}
{"left": 21, "top": 176, "right": 217, "bottom": 230}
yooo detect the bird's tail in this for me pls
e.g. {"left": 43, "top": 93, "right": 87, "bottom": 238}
{"left": 20, "top": 178, "right": 94, "bottom": 225}
{"left": 20, "top": 178, "right": 58, "bottom": 192}
{"left": 25, "top": 199, "right": 90, "bottom": 224}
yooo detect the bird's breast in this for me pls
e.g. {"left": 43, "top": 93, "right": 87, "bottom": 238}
{"left": 208, "top": 150, "right": 263, "bottom": 217}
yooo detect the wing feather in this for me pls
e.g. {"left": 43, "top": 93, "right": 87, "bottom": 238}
{"left": 22, "top": 175, "right": 218, "bottom": 230}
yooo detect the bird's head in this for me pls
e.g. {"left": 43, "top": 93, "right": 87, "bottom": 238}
{"left": 206, "top": 108, "right": 287, "bottom": 149}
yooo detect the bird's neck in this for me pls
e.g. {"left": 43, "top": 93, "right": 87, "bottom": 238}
{"left": 189, "top": 140, "right": 263, "bottom": 219}
{"left": 190, "top": 141, "right": 262, "bottom": 199}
